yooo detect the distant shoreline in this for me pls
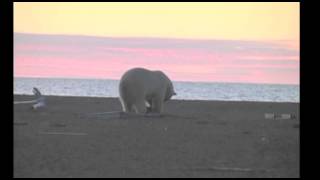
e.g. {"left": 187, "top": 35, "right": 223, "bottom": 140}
{"left": 14, "top": 78, "right": 299, "bottom": 102}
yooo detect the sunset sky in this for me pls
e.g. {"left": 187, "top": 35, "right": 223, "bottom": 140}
{"left": 14, "top": 2, "right": 300, "bottom": 84}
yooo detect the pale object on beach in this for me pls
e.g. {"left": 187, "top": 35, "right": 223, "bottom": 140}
{"left": 14, "top": 87, "right": 46, "bottom": 110}
{"left": 264, "top": 113, "right": 295, "bottom": 120}
{"left": 32, "top": 87, "right": 46, "bottom": 110}
{"left": 264, "top": 113, "right": 275, "bottom": 119}
{"left": 281, "top": 114, "right": 294, "bottom": 119}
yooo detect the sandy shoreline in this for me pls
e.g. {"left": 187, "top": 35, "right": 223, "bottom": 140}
{"left": 14, "top": 95, "right": 299, "bottom": 178}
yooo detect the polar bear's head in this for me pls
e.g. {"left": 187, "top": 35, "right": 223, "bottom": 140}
{"left": 154, "top": 70, "right": 177, "bottom": 102}
{"left": 164, "top": 81, "right": 177, "bottom": 101}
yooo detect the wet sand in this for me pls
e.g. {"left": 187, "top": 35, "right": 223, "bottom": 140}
{"left": 14, "top": 95, "right": 299, "bottom": 178}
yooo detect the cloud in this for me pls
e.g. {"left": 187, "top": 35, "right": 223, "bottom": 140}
{"left": 14, "top": 33, "right": 299, "bottom": 84}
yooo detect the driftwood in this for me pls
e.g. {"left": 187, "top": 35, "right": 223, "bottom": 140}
{"left": 13, "top": 121, "right": 28, "bottom": 126}
{"left": 80, "top": 111, "right": 193, "bottom": 120}
{"left": 81, "top": 111, "right": 165, "bottom": 119}
{"left": 264, "top": 113, "right": 295, "bottom": 120}
{"left": 38, "top": 132, "right": 87, "bottom": 136}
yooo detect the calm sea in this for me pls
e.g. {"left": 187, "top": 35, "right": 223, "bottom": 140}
{"left": 14, "top": 77, "right": 299, "bottom": 102}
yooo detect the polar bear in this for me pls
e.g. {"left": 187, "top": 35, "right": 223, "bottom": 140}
{"left": 119, "top": 67, "right": 176, "bottom": 114}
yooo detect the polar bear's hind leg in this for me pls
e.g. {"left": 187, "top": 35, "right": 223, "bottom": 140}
{"left": 151, "top": 96, "right": 163, "bottom": 114}
{"left": 134, "top": 100, "right": 147, "bottom": 114}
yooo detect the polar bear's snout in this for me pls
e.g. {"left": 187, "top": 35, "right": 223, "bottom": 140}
{"left": 119, "top": 67, "right": 176, "bottom": 114}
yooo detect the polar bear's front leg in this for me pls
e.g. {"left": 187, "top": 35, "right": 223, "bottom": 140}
{"left": 151, "top": 96, "right": 163, "bottom": 114}
{"left": 120, "top": 98, "right": 135, "bottom": 113}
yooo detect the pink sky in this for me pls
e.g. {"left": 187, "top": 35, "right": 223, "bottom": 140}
{"left": 14, "top": 33, "right": 299, "bottom": 85}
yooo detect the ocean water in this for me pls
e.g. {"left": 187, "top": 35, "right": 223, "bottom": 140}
{"left": 14, "top": 77, "right": 299, "bottom": 103}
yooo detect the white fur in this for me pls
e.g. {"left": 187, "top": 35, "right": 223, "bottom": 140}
{"left": 119, "top": 68, "right": 176, "bottom": 114}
